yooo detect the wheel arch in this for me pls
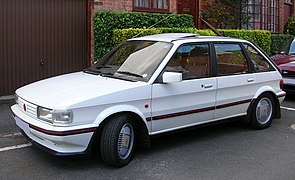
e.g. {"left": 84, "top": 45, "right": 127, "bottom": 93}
{"left": 246, "top": 87, "right": 281, "bottom": 123}
{"left": 91, "top": 105, "right": 151, "bottom": 150}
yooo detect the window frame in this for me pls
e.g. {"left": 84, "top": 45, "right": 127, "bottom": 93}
{"left": 133, "top": 0, "right": 170, "bottom": 13}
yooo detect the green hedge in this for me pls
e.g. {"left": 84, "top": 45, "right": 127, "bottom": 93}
{"left": 218, "top": 29, "right": 271, "bottom": 55}
{"left": 113, "top": 28, "right": 216, "bottom": 46}
{"left": 94, "top": 11, "right": 194, "bottom": 60}
{"left": 284, "top": 16, "right": 295, "bottom": 36}
{"left": 113, "top": 28, "right": 271, "bottom": 54}
{"left": 271, "top": 34, "right": 294, "bottom": 53}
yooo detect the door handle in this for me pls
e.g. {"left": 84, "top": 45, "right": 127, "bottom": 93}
{"left": 247, "top": 78, "right": 254, "bottom": 82}
{"left": 202, "top": 84, "right": 213, "bottom": 88}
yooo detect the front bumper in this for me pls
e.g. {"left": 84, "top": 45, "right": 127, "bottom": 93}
{"left": 11, "top": 105, "right": 97, "bottom": 155}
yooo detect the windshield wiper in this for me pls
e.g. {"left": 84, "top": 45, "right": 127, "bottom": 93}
{"left": 103, "top": 72, "right": 136, "bottom": 82}
{"left": 100, "top": 72, "right": 114, "bottom": 77}
{"left": 117, "top": 71, "right": 143, "bottom": 78}
{"left": 95, "top": 65, "right": 112, "bottom": 69}
{"left": 83, "top": 68, "right": 101, "bottom": 75}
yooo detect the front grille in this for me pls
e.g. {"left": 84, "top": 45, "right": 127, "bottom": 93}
{"left": 17, "top": 98, "right": 37, "bottom": 119}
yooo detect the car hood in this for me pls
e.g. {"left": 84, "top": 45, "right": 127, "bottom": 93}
{"left": 272, "top": 54, "right": 295, "bottom": 71}
{"left": 279, "top": 61, "right": 295, "bottom": 72}
{"left": 272, "top": 54, "right": 295, "bottom": 65}
{"left": 16, "top": 72, "right": 146, "bottom": 109}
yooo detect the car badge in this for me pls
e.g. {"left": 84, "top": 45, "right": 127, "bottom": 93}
{"left": 23, "top": 104, "right": 27, "bottom": 112}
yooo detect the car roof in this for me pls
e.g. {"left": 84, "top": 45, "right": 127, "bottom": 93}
{"left": 130, "top": 33, "right": 247, "bottom": 43}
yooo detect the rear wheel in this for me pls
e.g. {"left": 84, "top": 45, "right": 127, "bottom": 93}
{"left": 100, "top": 114, "right": 136, "bottom": 167}
{"left": 250, "top": 93, "right": 275, "bottom": 129}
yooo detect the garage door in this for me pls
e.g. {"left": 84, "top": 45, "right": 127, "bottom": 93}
{"left": 0, "top": 0, "right": 88, "bottom": 96}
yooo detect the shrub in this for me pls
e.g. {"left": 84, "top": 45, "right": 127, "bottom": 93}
{"left": 219, "top": 29, "right": 271, "bottom": 54}
{"left": 201, "top": 0, "right": 249, "bottom": 29}
{"left": 160, "top": 28, "right": 216, "bottom": 36}
{"left": 94, "top": 11, "right": 194, "bottom": 60}
{"left": 112, "top": 28, "right": 162, "bottom": 47}
{"left": 284, "top": 16, "right": 295, "bottom": 36}
{"left": 271, "top": 34, "right": 294, "bottom": 53}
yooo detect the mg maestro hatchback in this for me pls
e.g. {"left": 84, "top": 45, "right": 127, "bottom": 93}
{"left": 11, "top": 33, "right": 286, "bottom": 167}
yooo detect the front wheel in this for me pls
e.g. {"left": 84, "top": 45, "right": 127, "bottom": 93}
{"left": 250, "top": 93, "right": 275, "bottom": 129}
{"left": 100, "top": 114, "right": 136, "bottom": 167}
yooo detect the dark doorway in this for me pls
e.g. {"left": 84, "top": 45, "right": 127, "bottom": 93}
{"left": 177, "top": 0, "right": 198, "bottom": 27}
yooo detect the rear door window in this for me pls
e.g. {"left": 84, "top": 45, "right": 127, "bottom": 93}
{"left": 214, "top": 43, "right": 249, "bottom": 76}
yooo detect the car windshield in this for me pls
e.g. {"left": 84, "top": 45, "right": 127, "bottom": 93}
{"left": 279, "top": 39, "right": 295, "bottom": 55}
{"left": 85, "top": 40, "right": 173, "bottom": 82}
{"left": 290, "top": 40, "right": 295, "bottom": 54}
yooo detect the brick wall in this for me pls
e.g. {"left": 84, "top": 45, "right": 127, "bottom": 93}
{"left": 93, "top": 0, "right": 132, "bottom": 12}
{"left": 279, "top": 0, "right": 284, "bottom": 33}
{"left": 170, "top": 0, "right": 177, "bottom": 13}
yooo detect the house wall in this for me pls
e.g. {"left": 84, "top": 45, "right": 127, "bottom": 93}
{"left": 93, "top": 0, "right": 132, "bottom": 12}
{"left": 280, "top": 0, "right": 285, "bottom": 33}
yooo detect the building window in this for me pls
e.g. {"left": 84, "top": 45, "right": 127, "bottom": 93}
{"left": 133, "top": 0, "right": 169, "bottom": 12}
{"left": 243, "top": 0, "right": 279, "bottom": 33}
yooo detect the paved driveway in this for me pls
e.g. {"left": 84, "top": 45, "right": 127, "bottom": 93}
{"left": 1, "top": 96, "right": 295, "bottom": 179}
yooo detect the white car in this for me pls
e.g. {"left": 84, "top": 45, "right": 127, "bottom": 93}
{"left": 11, "top": 33, "right": 286, "bottom": 167}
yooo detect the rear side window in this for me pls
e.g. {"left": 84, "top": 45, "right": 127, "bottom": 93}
{"left": 214, "top": 43, "right": 249, "bottom": 75}
{"left": 243, "top": 43, "right": 275, "bottom": 72}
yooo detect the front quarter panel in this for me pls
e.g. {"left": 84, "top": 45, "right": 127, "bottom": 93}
{"left": 93, "top": 104, "right": 151, "bottom": 132}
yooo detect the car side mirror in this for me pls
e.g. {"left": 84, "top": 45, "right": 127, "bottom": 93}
{"left": 162, "top": 72, "right": 182, "bottom": 83}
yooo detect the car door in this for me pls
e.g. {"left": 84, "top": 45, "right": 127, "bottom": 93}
{"left": 214, "top": 42, "right": 256, "bottom": 119}
{"left": 151, "top": 43, "right": 217, "bottom": 134}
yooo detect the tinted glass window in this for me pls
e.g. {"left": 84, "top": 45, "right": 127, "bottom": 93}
{"left": 165, "top": 43, "right": 210, "bottom": 80}
{"left": 215, "top": 43, "right": 248, "bottom": 75}
{"left": 243, "top": 43, "right": 275, "bottom": 72}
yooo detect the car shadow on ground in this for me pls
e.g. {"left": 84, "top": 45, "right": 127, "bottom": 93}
{"left": 30, "top": 118, "right": 252, "bottom": 169}
{"left": 285, "top": 94, "right": 295, "bottom": 101}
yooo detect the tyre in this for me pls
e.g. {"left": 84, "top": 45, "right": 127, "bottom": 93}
{"left": 250, "top": 93, "right": 275, "bottom": 129}
{"left": 100, "top": 114, "right": 136, "bottom": 167}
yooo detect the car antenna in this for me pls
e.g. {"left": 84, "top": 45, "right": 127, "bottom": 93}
{"left": 200, "top": 18, "right": 222, "bottom": 36}
{"left": 132, "top": 12, "right": 178, "bottom": 38}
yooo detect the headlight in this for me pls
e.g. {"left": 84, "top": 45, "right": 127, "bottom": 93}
{"left": 52, "top": 109, "right": 73, "bottom": 124}
{"left": 37, "top": 107, "right": 73, "bottom": 125}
